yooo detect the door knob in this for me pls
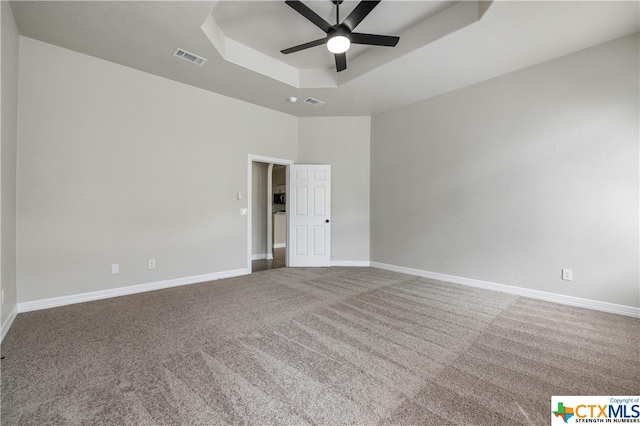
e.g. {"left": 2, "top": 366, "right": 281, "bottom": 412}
{"left": 325, "top": 219, "right": 330, "bottom": 223}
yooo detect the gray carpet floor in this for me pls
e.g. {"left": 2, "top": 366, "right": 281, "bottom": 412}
{"left": 1, "top": 267, "right": 639, "bottom": 425}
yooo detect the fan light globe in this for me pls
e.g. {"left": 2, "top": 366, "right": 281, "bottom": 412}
{"left": 327, "top": 35, "right": 350, "bottom": 54}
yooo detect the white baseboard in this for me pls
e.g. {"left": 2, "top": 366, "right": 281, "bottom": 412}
{"left": 273, "top": 243, "right": 286, "bottom": 249}
{"left": 253, "top": 253, "right": 275, "bottom": 260}
{"left": 370, "top": 262, "right": 640, "bottom": 318}
{"left": 1, "top": 306, "right": 18, "bottom": 343}
{"left": 17, "top": 268, "right": 250, "bottom": 314}
{"left": 331, "top": 260, "right": 371, "bottom": 267}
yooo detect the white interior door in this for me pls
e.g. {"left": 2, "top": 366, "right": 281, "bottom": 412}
{"left": 288, "top": 165, "right": 331, "bottom": 267}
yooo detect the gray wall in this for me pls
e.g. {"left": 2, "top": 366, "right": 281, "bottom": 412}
{"left": 298, "top": 117, "right": 370, "bottom": 263}
{"left": 1, "top": 2, "right": 19, "bottom": 330}
{"left": 17, "top": 37, "right": 298, "bottom": 302}
{"left": 11, "top": 30, "right": 637, "bottom": 313}
{"left": 371, "top": 33, "right": 639, "bottom": 307}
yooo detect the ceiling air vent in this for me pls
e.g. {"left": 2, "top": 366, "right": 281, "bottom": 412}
{"left": 173, "top": 48, "right": 207, "bottom": 66}
{"left": 304, "top": 97, "right": 325, "bottom": 107}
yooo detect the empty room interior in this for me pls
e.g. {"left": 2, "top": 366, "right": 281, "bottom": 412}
{"left": 1, "top": 1, "right": 639, "bottom": 424}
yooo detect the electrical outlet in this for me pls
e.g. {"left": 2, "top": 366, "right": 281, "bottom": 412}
{"left": 562, "top": 269, "right": 573, "bottom": 281}
{"left": 148, "top": 259, "right": 156, "bottom": 269}
{"left": 111, "top": 263, "right": 120, "bottom": 274}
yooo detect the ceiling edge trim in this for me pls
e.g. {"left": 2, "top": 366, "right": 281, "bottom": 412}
{"left": 201, "top": 13, "right": 337, "bottom": 89}
{"left": 337, "top": 1, "right": 486, "bottom": 85}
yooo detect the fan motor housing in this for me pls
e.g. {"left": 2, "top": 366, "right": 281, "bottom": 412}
{"left": 328, "top": 26, "right": 350, "bottom": 37}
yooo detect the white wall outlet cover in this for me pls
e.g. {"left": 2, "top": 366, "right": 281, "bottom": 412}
{"left": 240, "top": 208, "right": 248, "bottom": 216}
{"left": 237, "top": 192, "right": 242, "bottom": 200}
{"left": 111, "top": 264, "right": 120, "bottom": 274}
{"left": 148, "top": 259, "right": 156, "bottom": 269}
{"left": 562, "top": 269, "right": 573, "bottom": 281}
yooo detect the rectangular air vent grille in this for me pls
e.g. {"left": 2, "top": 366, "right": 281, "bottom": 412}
{"left": 173, "top": 48, "right": 207, "bottom": 66}
{"left": 304, "top": 97, "right": 325, "bottom": 106}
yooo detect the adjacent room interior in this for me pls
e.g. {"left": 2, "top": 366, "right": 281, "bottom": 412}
{"left": 1, "top": 1, "right": 638, "bottom": 424}
{"left": 251, "top": 161, "right": 287, "bottom": 272}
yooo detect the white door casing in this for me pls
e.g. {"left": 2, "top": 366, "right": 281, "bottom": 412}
{"left": 247, "top": 154, "right": 294, "bottom": 272}
{"left": 288, "top": 165, "right": 331, "bottom": 267}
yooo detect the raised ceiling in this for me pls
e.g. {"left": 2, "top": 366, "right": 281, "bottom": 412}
{"left": 203, "top": 1, "right": 475, "bottom": 88}
{"left": 10, "top": 1, "right": 640, "bottom": 117}
{"left": 212, "top": 1, "right": 456, "bottom": 70}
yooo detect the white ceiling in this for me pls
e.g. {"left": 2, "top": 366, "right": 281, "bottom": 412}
{"left": 10, "top": 1, "right": 639, "bottom": 117}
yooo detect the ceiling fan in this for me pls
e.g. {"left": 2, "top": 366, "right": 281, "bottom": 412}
{"left": 281, "top": 0, "right": 400, "bottom": 72}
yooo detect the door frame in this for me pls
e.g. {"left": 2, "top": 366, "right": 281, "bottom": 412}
{"left": 247, "top": 154, "right": 294, "bottom": 272}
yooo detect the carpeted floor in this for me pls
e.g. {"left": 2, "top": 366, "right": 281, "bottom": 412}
{"left": 1, "top": 267, "right": 638, "bottom": 425}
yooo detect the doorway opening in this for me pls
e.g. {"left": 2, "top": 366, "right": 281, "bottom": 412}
{"left": 247, "top": 155, "right": 293, "bottom": 273}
